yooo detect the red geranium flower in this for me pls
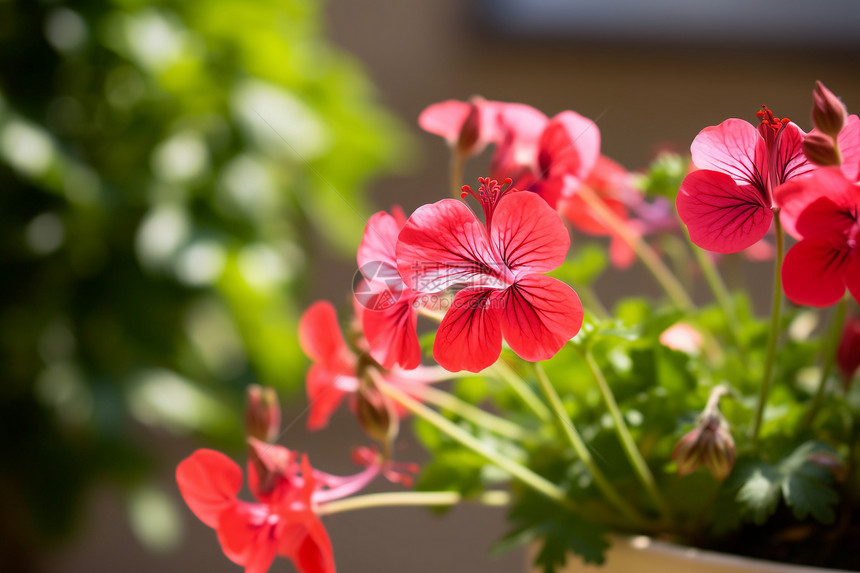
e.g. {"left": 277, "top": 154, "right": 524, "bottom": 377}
{"left": 176, "top": 440, "right": 373, "bottom": 573}
{"left": 491, "top": 110, "right": 601, "bottom": 211}
{"left": 776, "top": 167, "right": 860, "bottom": 307}
{"left": 418, "top": 97, "right": 545, "bottom": 158}
{"left": 298, "top": 300, "right": 441, "bottom": 430}
{"left": 677, "top": 106, "right": 815, "bottom": 253}
{"left": 396, "top": 178, "right": 583, "bottom": 373}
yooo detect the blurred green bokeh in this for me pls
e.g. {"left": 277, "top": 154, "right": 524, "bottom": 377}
{"left": 0, "top": 0, "right": 405, "bottom": 567}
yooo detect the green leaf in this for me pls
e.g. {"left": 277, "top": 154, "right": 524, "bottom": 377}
{"left": 736, "top": 465, "right": 781, "bottom": 525}
{"left": 781, "top": 471, "right": 838, "bottom": 523}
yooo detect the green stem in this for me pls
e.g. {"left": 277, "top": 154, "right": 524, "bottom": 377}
{"left": 449, "top": 151, "right": 464, "bottom": 199}
{"left": 420, "top": 385, "right": 528, "bottom": 440}
{"left": 750, "top": 215, "right": 785, "bottom": 444}
{"left": 533, "top": 363, "right": 651, "bottom": 528}
{"left": 801, "top": 296, "right": 849, "bottom": 431}
{"left": 490, "top": 360, "right": 552, "bottom": 423}
{"left": 377, "top": 377, "right": 577, "bottom": 510}
{"left": 582, "top": 350, "right": 673, "bottom": 520}
{"left": 319, "top": 490, "right": 510, "bottom": 516}
{"left": 687, "top": 232, "right": 745, "bottom": 356}
{"left": 577, "top": 184, "right": 694, "bottom": 311}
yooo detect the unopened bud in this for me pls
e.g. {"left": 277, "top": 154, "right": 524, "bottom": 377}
{"left": 245, "top": 385, "right": 281, "bottom": 443}
{"left": 672, "top": 386, "right": 735, "bottom": 481}
{"left": 802, "top": 131, "right": 841, "bottom": 166}
{"left": 457, "top": 101, "right": 482, "bottom": 156}
{"left": 247, "top": 437, "right": 293, "bottom": 498}
{"left": 355, "top": 380, "right": 398, "bottom": 456}
{"left": 812, "top": 81, "right": 847, "bottom": 138}
{"left": 837, "top": 315, "right": 860, "bottom": 387}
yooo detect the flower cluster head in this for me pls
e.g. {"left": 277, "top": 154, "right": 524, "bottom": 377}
{"left": 677, "top": 105, "right": 814, "bottom": 253}
{"left": 419, "top": 98, "right": 643, "bottom": 268}
{"left": 176, "top": 386, "right": 415, "bottom": 573}
{"left": 396, "top": 177, "right": 584, "bottom": 372}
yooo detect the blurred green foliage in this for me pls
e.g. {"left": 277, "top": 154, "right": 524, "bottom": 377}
{"left": 0, "top": 0, "right": 405, "bottom": 565}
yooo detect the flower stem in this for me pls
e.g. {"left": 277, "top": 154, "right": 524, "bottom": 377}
{"left": 749, "top": 215, "right": 785, "bottom": 444}
{"left": 377, "top": 377, "right": 578, "bottom": 511}
{"left": 319, "top": 490, "right": 510, "bottom": 516}
{"left": 800, "top": 296, "right": 849, "bottom": 432}
{"left": 420, "top": 385, "right": 528, "bottom": 440}
{"left": 686, "top": 232, "right": 745, "bottom": 356}
{"left": 450, "top": 151, "right": 465, "bottom": 199}
{"left": 490, "top": 360, "right": 552, "bottom": 423}
{"left": 533, "top": 363, "right": 652, "bottom": 528}
{"left": 576, "top": 184, "right": 694, "bottom": 311}
{"left": 582, "top": 350, "right": 673, "bottom": 520}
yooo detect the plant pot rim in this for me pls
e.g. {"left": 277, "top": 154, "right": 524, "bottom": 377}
{"left": 530, "top": 535, "right": 854, "bottom": 572}
{"left": 606, "top": 535, "right": 853, "bottom": 573}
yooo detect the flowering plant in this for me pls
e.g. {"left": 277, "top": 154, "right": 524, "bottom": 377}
{"left": 177, "top": 83, "right": 860, "bottom": 572}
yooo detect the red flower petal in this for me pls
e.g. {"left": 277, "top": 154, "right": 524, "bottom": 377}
{"left": 306, "top": 365, "right": 358, "bottom": 431}
{"left": 782, "top": 232, "right": 852, "bottom": 307}
{"left": 838, "top": 114, "right": 860, "bottom": 182}
{"left": 690, "top": 119, "right": 766, "bottom": 188}
{"left": 217, "top": 502, "right": 279, "bottom": 573}
{"left": 774, "top": 122, "right": 815, "bottom": 185}
{"left": 491, "top": 192, "right": 569, "bottom": 274}
{"left": 776, "top": 167, "right": 860, "bottom": 239}
{"left": 538, "top": 111, "right": 600, "bottom": 183}
{"left": 361, "top": 296, "right": 421, "bottom": 370}
{"left": 559, "top": 192, "right": 627, "bottom": 236}
{"left": 845, "top": 252, "right": 860, "bottom": 305}
{"left": 418, "top": 100, "right": 471, "bottom": 145}
{"left": 677, "top": 169, "right": 773, "bottom": 253}
{"left": 433, "top": 288, "right": 503, "bottom": 373}
{"left": 176, "top": 449, "right": 242, "bottom": 528}
{"left": 396, "top": 199, "right": 505, "bottom": 293}
{"left": 357, "top": 209, "right": 405, "bottom": 271}
{"left": 837, "top": 315, "right": 860, "bottom": 381}
{"left": 498, "top": 275, "right": 583, "bottom": 362}
{"left": 299, "top": 302, "right": 354, "bottom": 372}
{"left": 281, "top": 457, "right": 336, "bottom": 573}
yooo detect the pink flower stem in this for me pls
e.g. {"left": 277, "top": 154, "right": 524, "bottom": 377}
{"left": 749, "top": 215, "right": 785, "bottom": 445}
{"left": 577, "top": 184, "right": 694, "bottom": 311}
{"left": 533, "top": 363, "right": 652, "bottom": 529}
{"left": 800, "top": 295, "right": 849, "bottom": 432}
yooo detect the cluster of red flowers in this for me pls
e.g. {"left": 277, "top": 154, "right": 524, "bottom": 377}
{"left": 176, "top": 84, "right": 860, "bottom": 573}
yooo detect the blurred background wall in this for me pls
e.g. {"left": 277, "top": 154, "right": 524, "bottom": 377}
{"left": 1, "top": 0, "right": 859, "bottom": 572}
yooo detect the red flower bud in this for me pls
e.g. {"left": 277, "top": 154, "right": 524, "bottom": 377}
{"left": 802, "top": 131, "right": 841, "bottom": 166}
{"left": 355, "top": 380, "right": 398, "bottom": 457}
{"left": 837, "top": 314, "right": 860, "bottom": 387}
{"left": 672, "top": 386, "right": 735, "bottom": 481}
{"left": 457, "top": 99, "right": 483, "bottom": 156}
{"left": 245, "top": 384, "right": 281, "bottom": 443}
{"left": 812, "top": 81, "right": 847, "bottom": 139}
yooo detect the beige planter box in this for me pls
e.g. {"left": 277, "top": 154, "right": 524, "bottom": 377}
{"left": 531, "top": 536, "right": 853, "bottom": 573}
